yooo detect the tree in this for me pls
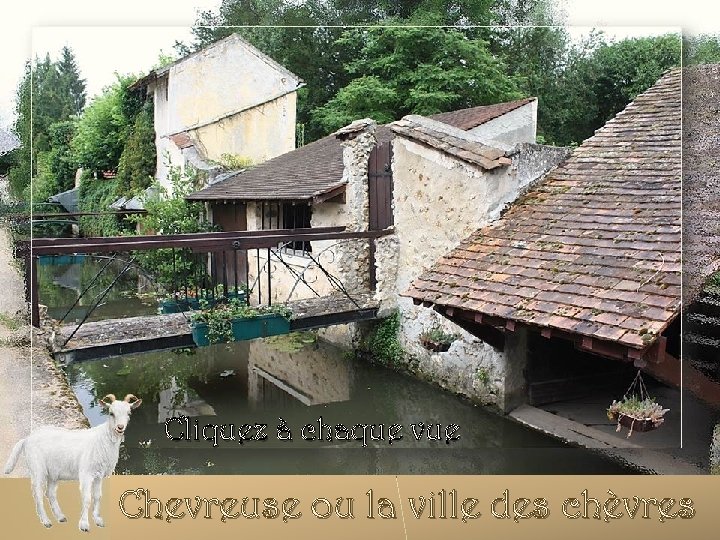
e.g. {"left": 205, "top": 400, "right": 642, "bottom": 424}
{"left": 8, "top": 64, "right": 31, "bottom": 197}
{"left": 313, "top": 27, "right": 522, "bottom": 133}
{"left": 684, "top": 33, "right": 720, "bottom": 65}
{"left": 7, "top": 49, "right": 86, "bottom": 199}
{"left": 72, "top": 75, "right": 138, "bottom": 175}
{"left": 116, "top": 101, "right": 156, "bottom": 195}
{"left": 57, "top": 46, "right": 86, "bottom": 117}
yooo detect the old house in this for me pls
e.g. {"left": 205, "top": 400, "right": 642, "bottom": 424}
{"left": 130, "top": 34, "right": 303, "bottom": 194}
{"left": 405, "top": 69, "right": 683, "bottom": 412}
{"left": 185, "top": 98, "right": 555, "bottom": 311}
{"left": 185, "top": 97, "right": 569, "bottom": 349}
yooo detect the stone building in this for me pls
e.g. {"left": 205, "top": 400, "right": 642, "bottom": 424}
{"left": 130, "top": 33, "right": 303, "bottom": 194}
{"left": 406, "top": 69, "right": 683, "bottom": 411}
{"left": 186, "top": 97, "right": 571, "bottom": 388}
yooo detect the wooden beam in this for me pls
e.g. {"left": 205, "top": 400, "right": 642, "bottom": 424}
{"left": 312, "top": 184, "right": 347, "bottom": 205}
{"left": 642, "top": 350, "right": 720, "bottom": 409}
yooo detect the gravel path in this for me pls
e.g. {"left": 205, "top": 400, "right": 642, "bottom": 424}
{"left": 0, "top": 227, "right": 87, "bottom": 478}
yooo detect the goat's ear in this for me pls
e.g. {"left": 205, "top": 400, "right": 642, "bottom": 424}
{"left": 130, "top": 398, "right": 142, "bottom": 410}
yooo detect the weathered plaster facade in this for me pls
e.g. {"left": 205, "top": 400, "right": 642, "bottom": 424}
{"left": 468, "top": 99, "right": 538, "bottom": 150}
{"left": 373, "top": 117, "right": 569, "bottom": 409}
{"left": 146, "top": 34, "right": 302, "bottom": 192}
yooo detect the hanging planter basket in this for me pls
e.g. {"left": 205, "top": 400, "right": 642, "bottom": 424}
{"left": 607, "top": 412, "right": 659, "bottom": 433}
{"left": 607, "top": 370, "right": 669, "bottom": 438}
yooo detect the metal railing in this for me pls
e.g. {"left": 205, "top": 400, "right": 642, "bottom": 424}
{"left": 27, "top": 227, "right": 391, "bottom": 329}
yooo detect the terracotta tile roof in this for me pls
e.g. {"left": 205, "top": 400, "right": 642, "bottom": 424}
{"left": 429, "top": 98, "right": 535, "bottom": 130}
{"left": 187, "top": 99, "right": 531, "bottom": 202}
{"left": 405, "top": 69, "right": 681, "bottom": 351}
{"left": 683, "top": 64, "right": 720, "bottom": 304}
{"left": 390, "top": 115, "right": 511, "bottom": 170}
{"left": 187, "top": 126, "right": 393, "bottom": 202}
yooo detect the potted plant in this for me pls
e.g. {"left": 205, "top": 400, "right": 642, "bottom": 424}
{"left": 607, "top": 396, "right": 669, "bottom": 438}
{"left": 189, "top": 300, "right": 292, "bottom": 346}
{"left": 159, "top": 285, "right": 247, "bottom": 314}
{"left": 419, "top": 325, "right": 458, "bottom": 352}
{"left": 158, "top": 292, "right": 190, "bottom": 314}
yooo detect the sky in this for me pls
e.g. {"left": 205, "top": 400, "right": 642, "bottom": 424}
{"left": 1, "top": 0, "right": 719, "bottom": 129}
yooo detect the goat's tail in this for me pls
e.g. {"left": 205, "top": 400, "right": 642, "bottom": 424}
{"left": 3, "top": 438, "right": 25, "bottom": 474}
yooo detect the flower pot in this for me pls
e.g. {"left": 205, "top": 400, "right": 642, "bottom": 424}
{"left": 608, "top": 412, "right": 659, "bottom": 433}
{"left": 190, "top": 322, "right": 212, "bottom": 347}
{"left": 232, "top": 314, "right": 291, "bottom": 340}
{"left": 191, "top": 314, "right": 291, "bottom": 347}
{"left": 159, "top": 299, "right": 190, "bottom": 314}
{"left": 420, "top": 336, "right": 452, "bottom": 353}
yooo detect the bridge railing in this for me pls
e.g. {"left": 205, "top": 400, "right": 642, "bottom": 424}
{"left": 27, "top": 227, "right": 392, "bottom": 328}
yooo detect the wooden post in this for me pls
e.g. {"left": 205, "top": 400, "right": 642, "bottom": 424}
{"left": 30, "top": 255, "right": 39, "bottom": 327}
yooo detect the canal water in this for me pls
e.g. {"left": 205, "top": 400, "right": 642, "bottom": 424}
{"left": 42, "top": 258, "right": 631, "bottom": 475}
{"left": 64, "top": 335, "right": 630, "bottom": 475}
{"left": 38, "top": 257, "right": 157, "bottom": 323}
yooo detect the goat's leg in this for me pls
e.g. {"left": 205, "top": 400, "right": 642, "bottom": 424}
{"left": 31, "top": 479, "right": 52, "bottom": 528}
{"left": 92, "top": 477, "right": 104, "bottom": 527}
{"left": 46, "top": 480, "right": 66, "bottom": 522}
{"left": 78, "top": 475, "right": 93, "bottom": 532}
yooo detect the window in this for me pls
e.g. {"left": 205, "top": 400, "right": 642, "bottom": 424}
{"left": 260, "top": 201, "right": 312, "bottom": 255}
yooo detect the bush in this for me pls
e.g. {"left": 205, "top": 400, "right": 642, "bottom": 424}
{"left": 130, "top": 165, "right": 216, "bottom": 291}
{"left": 365, "top": 311, "right": 404, "bottom": 366}
{"left": 78, "top": 173, "right": 122, "bottom": 236}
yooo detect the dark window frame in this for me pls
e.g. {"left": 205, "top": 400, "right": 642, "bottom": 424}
{"left": 259, "top": 201, "right": 312, "bottom": 256}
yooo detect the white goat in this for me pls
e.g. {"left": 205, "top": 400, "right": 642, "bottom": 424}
{"left": 3, "top": 393, "right": 142, "bottom": 531}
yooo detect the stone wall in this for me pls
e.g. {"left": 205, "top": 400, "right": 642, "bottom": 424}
{"left": 374, "top": 127, "right": 569, "bottom": 409}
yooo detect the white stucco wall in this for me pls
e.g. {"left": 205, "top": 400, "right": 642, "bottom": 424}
{"left": 244, "top": 201, "right": 351, "bottom": 306}
{"left": 162, "top": 35, "right": 299, "bottom": 136}
{"left": 468, "top": 100, "right": 538, "bottom": 150}
{"left": 149, "top": 35, "right": 300, "bottom": 192}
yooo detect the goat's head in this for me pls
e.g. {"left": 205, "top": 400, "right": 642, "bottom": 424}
{"left": 99, "top": 394, "right": 142, "bottom": 435}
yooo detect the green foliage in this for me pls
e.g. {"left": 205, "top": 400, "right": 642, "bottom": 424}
{"left": 8, "top": 48, "right": 86, "bottom": 198}
{"left": 186, "top": 1, "right": 676, "bottom": 148}
{"left": 365, "top": 310, "right": 404, "bottom": 366}
{"left": 72, "top": 75, "right": 140, "bottom": 175}
{"left": 130, "top": 165, "right": 216, "bottom": 290}
{"left": 218, "top": 153, "right": 253, "bottom": 169}
{"left": 188, "top": 1, "right": 550, "bottom": 142}
{"left": 190, "top": 299, "right": 292, "bottom": 345}
{"left": 77, "top": 174, "right": 122, "bottom": 236}
{"left": 116, "top": 101, "right": 156, "bottom": 194}
{"left": 684, "top": 33, "right": 720, "bottom": 65}
{"left": 27, "top": 151, "right": 60, "bottom": 205}
{"left": 314, "top": 26, "right": 521, "bottom": 133}
{"left": 607, "top": 395, "right": 668, "bottom": 423}
{"left": 419, "top": 325, "right": 458, "bottom": 346}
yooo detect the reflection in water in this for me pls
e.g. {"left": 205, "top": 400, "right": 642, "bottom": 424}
{"left": 38, "top": 258, "right": 157, "bottom": 322}
{"left": 65, "top": 334, "right": 631, "bottom": 475}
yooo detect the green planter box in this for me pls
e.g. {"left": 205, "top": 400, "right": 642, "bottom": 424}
{"left": 162, "top": 292, "right": 246, "bottom": 314}
{"left": 38, "top": 254, "right": 86, "bottom": 266}
{"left": 191, "top": 313, "right": 290, "bottom": 347}
{"left": 159, "top": 299, "right": 190, "bottom": 314}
